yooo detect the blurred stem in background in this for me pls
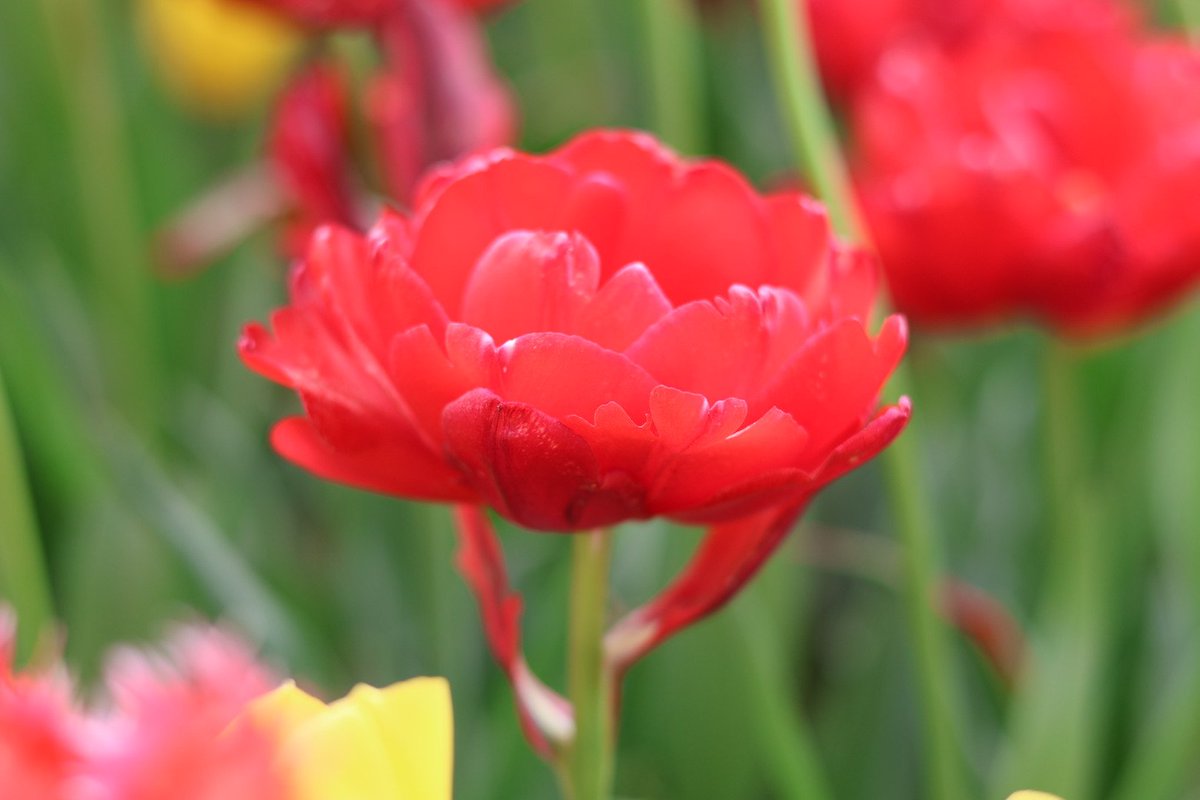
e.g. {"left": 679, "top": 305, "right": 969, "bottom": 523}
{"left": 36, "top": 0, "right": 159, "bottom": 433}
{"left": 759, "top": 2, "right": 969, "bottom": 799}
{"left": 1179, "top": 0, "right": 1200, "bottom": 41}
{"left": 1111, "top": 308, "right": 1200, "bottom": 800}
{"left": 734, "top": 598, "right": 834, "bottom": 800}
{"left": 758, "top": 0, "right": 859, "bottom": 239}
{"left": 564, "top": 530, "right": 615, "bottom": 800}
{"left": 638, "top": 0, "right": 707, "bottom": 155}
{"left": 640, "top": 2, "right": 836, "bottom": 796}
{"left": 0, "top": 367, "right": 55, "bottom": 664}
{"left": 997, "top": 342, "right": 1110, "bottom": 798}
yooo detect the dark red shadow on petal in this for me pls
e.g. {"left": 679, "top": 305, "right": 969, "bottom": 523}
{"left": 443, "top": 389, "right": 645, "bottom": 531}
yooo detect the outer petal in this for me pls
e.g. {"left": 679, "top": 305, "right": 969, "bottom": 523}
{"left": 605, "top": 398, "right": 911, "bottom": 673}
{"left": 276, "top": 680, "right": 452, "bottom": 800}
{"left": 604, "top": 502, "right": 808, "bottom": 674}
{"left": 760, "top": 315, "right": 907, "bottom": 465}
{"left": 442, "top": 390, "right": 644, "bottom": 531}
{"left": 647, "top": 406, "right": 810, "bottom": 516}
{"left": 271, "top": 417, "right": 473, "bottom": 502}
{"left": 634, "top": 163, "right": 772, "bottom": 304}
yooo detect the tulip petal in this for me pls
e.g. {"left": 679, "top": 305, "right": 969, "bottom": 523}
{"left": 460, "top": 231, "right": 601, "bottom": 343}
{"left": 638, "top": 163, "right": 772, "bottom": 304}
{"left": 409, "top": 156, "right": 574, "bottom": 314}
{"left": 442, "top": 389, "right": 643, "bottom": 530}
{"left": 765, "top": 193, "right": 832, "bottom": 293}
{"left": 389, "top": 323, "right": 500, "bottom": 441}
{"left": 271, "top": 417, "right": 472, "bottom": 502}
{"left": 454, "top": 506, "right": 573, "bottom": 756}
{"left": 605, "top": 501, "right": 807, "bottom": 673}
{"left": 500, "top": 333, "right": 657, "bottom": 422}
{"left": 648, "top": 407, "right": 809, "bottom": 515}
{"left": 761, "top": 315, "right": 907, "bottom": 466}
{"left": 574, "top": 263, "right": 673, "bottom": 351}
{"left": 626, "top": 286, "right": 810, "bottom": 404}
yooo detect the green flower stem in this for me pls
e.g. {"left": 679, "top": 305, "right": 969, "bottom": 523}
{"left": 565, "top": 529, "right": 615, "bottom": 800}
{"left": 734, "top": 595, "right": 834, "bottom": 800}
{"left": 998, "top": 341, "right": 1108, "bottom": 799}
{"left": 1110, "top": 310, "right": 1200, "bottom": 800}
{"left": 760, "top": 1, "right": 967, "bottom": 798}
{"left": 0, "top": 367, "right": 55, "bottom": 663}
{"left": 639, "top": 0, "right": 707, "bottom": 154}
{"left": 881, "top": 365, "right": 970, "bottom": 800}
{"left": 759, "top": 0, "right": 860, "bottom": 240}
{"left": 1179, "top": 0, "right": 1200, "bottom": 41}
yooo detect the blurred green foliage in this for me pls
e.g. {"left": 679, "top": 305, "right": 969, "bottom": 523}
{"left": 1, "top": 0, "right": 1199, "bottom": 798}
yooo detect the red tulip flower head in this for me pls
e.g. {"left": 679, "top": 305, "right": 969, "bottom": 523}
{"left": 242, "top": 130, "right": 908, "bottom": 532}
{"left": 807, "top": 0, "right": 1132, "bottom": 101}
{"left": 851, "top": 17, "right": 1200, "bottom": 335}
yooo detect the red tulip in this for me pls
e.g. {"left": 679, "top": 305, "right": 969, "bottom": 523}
{"left": 808, "top": 0, "right": 1131, "bottom": 101}
{"left": 268, "top": 61, "right": 359, "bottom": 259}
{"left": 851, "top": 20, "right": 1200, "bottom": 335}
{"left": 242, "top": 130, "right": 909, "bottom": 531}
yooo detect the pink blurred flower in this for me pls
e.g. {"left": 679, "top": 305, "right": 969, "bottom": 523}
{"left": 0, "top": 612, "right": 80, "bottom": 800}
{"left": 78, "top": 627, "right": 288, "bottom": 800}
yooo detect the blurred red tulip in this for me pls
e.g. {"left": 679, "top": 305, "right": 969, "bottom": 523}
{"left": 851, "top": 17, "right": 1200, "bottom": 335}
{"left": 268, "top": 61, "right": 360, "bottom": 259}
{"left": 242, "top": 130, "right": 908, "bottom": 531}
{"left": 157, "top": 0, "right": 515, "bottom": 274}
{"left": 808, "top": 0, "right": 1132, "bottom": 101}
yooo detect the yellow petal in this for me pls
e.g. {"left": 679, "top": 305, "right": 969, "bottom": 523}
{"left": 279, "top": 677, "right": 454, "bottom": 800}
{"left": 136, "top": 0, "right": 302, "bottom": 119}
{"left": 243, "top": 680, "right": 328, "bottom": 738}
{"left": 1007, "top": 792, "right": 1065, "bottom": 800}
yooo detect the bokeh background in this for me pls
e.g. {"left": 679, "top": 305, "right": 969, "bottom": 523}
{"left": 2, "top": 0, "right": 1200, "bottom": 797}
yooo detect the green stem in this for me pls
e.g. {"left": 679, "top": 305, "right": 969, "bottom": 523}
{"left": 759, "top": 1, "right": 967, "bottom": 797}
{"left": 565, "top": 530, "right": 615, "bottom": 800}
{"left": 0, "top": 366, "right": 55, "bottom": 663}
{"left": 639, "top": 0, "right": 707, "bottom": 154}
{"left": 734, "top": 596, "right": 834, "bottom": 800}
{"left": 881, "top": 366, "right": 970, "bottom": 800}
{"left": 1179, "top": 0, "right": 1200, "bottom": 40}
{"left": 759, "top": 0, "right": 860, "bottom": 239}
{"left": 997, "top": 341, "right": 1108, "bottom": 799}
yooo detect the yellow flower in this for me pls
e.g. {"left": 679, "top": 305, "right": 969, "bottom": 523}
{"left": 1007, "top": 793, "right": 1065, "bottom": 800}
{"left": 246, "top": 677, "right": 454, "bottom": 800}
{"left": 136, "top": 0, "right": 303, "bottom": 119}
